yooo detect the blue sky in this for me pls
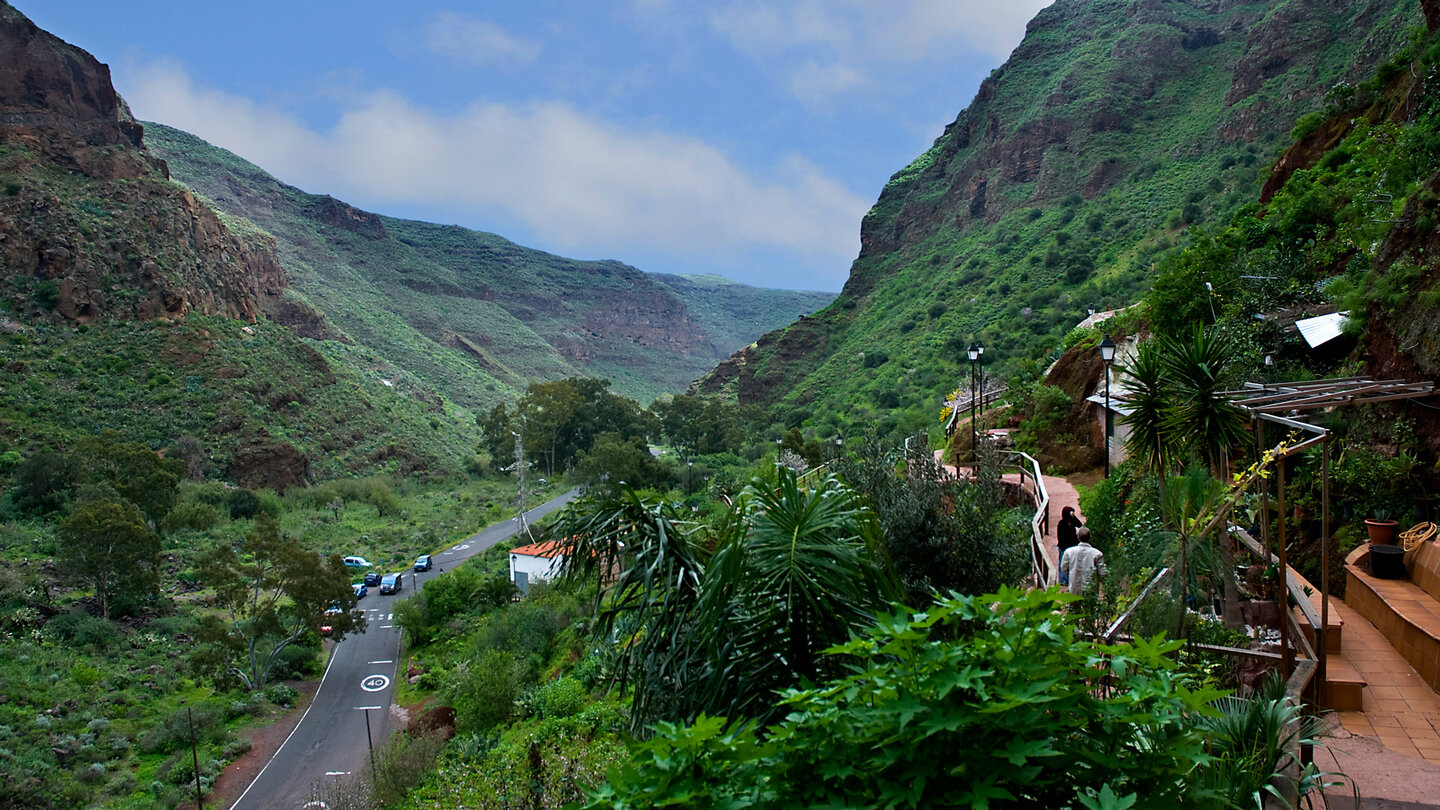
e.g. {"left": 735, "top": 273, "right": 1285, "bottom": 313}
{"left": 23, "top": 1, "right": 1051, "bottom": 292}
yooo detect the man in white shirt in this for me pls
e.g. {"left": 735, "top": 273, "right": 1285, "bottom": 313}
{"left": 1059, "top": 527, "right": 1106, "bottom": 596}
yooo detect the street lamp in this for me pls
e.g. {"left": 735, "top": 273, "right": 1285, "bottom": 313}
{"left": 1098, "top": 334, "right": 1117, "bottom": 477}
{"left": 966, "top": 342, "right": 979, "bottom": 461}
{"left": 976, "top": 342, "right": 986, "bottom": 466}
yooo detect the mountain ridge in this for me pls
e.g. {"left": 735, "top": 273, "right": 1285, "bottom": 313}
{"left": 143, "top": 122, "right": 833, "bottom": 407}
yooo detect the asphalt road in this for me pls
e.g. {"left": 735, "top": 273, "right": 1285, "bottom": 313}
{"left": 229, "top": 488, "right": 581, "bottom": 810}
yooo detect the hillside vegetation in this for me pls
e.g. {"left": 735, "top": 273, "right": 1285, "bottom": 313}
{"left": 144, "top": 124, "right": 832, "bottom": 408}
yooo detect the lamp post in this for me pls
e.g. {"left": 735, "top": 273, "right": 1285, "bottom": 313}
{"left": 1099, "top": 334, "right": 1117, "bottom": 477}
{"left": 966, "top": 343, "right": 979, "bottom": 462}
{"left": 976, "top": 342, "right": 985, "bottom": 466}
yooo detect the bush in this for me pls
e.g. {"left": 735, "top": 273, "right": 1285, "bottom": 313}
{"left": 450, "top": 650, "right": 525, "bottom": 733}
{"left": 474, "top": 603, "right": 563, "bottom": 670}
{"left": 537, "top": 677, "right": 586, "bottom": 719}
{"left": 43, "top": 612, "right": 118, "bottom": 648}
{"left": 265, "top": 683, "right": 299, "bottom": 707}
{"left": 270, "top": 643, "right": 322, "bottom": 680}
{"left": 161, "top": 501, "right": 222, "bottom": 532}
{"left": 227, "top": 489, "right": 261, "bottom": 519}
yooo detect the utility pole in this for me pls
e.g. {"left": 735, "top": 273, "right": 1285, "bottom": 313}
{"left": 511, "top": 432, "right": 533, "bottom": 540}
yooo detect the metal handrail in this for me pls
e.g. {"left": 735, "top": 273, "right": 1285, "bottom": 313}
{"left": 998, "top": 450, "right": 1053, "bottom": 587}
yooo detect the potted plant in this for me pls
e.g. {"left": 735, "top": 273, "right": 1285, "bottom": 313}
{"left": 1365, "top": 508, "right": 1400, "bottom": 545}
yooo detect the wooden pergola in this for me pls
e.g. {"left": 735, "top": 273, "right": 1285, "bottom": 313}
{"left": 1223, "top": 376, "right": 1436, "bottom": 696}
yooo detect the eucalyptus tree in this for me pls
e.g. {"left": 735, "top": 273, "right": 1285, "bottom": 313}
{"left": 195, "top": 513, "right": 363, "bottom": 690}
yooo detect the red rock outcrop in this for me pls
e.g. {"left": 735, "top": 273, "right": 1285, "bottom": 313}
{"left": 0, "top": 1, "right": 330, "bottom": 334}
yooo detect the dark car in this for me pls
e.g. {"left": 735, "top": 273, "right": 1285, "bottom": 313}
{"left": 414, "top": 555, "right": 432, "bottom": 572}
{"left": 364, "top": 571, "right": 382, "bottom": 588}
{"left": 380, "top": 573, "right": 403, "bottom": 595}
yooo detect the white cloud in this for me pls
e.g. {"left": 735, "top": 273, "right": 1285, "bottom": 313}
{"left": 123, "top": 62, "right": 866, "bottom": 275}
{"left": 420, "top": 12, "right": 540, "bottom": 69}
{"left": 787, "top": 62, "right": 867, "bottom": 105}
{"left": 708, "top": 0, "right": 1053, "bottom": 100}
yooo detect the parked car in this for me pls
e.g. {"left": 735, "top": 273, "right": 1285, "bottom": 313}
{"left": 380, "top": 573, "right": 403, "bottom": 595}
{"left": 414, "top": 555, "right": 432, "bottom": 572}
{"left": 343, "top": 556, "right": 373, "bottom": 569}
{"left": 363, "top": 571, "right": 382, "bottom": 588}
{"left": 321, "top": 605, "right": 344, "bottom": 636}
{"left": 352, "top": 582, "right": 367, "bottom": 599}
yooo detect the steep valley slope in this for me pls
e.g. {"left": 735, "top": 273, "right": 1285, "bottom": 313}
{"left": 696, "top": 0, "right": 1422, "bottom": 434}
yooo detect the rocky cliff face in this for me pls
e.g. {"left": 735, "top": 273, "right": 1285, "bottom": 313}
{"left": 0, "top": 1, "right": 318, "bottom": 330}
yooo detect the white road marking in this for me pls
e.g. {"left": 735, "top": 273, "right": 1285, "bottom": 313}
{"left": 380, "top": 625, "right": 394, "bottom": 629}
{"left": 324, "top": 771, "right": 349, "bottom": 776}
{"left": 368, "top": 660, "right": 393, "bottom": 665}
{"left": 361, "top": 674, "right": 391, "bottom": 692}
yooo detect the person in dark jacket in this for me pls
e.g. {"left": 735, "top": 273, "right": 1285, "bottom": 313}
{"left": 1057, "top": 506, "right": 1084, "bottom": 555}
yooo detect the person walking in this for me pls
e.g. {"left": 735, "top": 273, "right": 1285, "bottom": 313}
{"left": 1057, "top": 506, "right": 1084, "bottom": 555}
{"left": 1059, "top": 527, "right": 1106, "bottom": 596}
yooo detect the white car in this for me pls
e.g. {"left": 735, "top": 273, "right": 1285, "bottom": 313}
{"left": 342, "top": 556, "right": 373, "bottom": 568}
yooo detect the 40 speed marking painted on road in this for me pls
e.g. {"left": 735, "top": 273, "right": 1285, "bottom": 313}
{"left": 361, "top": 674, "right": 391, "bottom": 692}
{"left": 451, "top": 543, "right": 471, "bottom": 552}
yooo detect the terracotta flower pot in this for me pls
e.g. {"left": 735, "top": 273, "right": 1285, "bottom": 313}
{"left": 1365, "top": 518, "right": 1400, "bottom": 545}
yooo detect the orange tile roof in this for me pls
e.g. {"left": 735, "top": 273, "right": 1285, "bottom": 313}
{"left": 510, "top": 540, "right": 565, "bottom": 559}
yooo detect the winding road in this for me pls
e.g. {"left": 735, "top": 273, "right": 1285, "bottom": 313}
{"left": 228, "top": 489, "right": 580, "bottom": 810}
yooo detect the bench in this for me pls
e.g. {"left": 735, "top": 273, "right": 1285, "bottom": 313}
{"left": 1345, "top": 543, "right": 1440, "bottom": 690}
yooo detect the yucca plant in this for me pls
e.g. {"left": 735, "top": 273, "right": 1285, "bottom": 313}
{"left": 552, "top": 468, "right": 899, "bottom": 728}
{"left": 1197, "top": 677, "right": 1345, "bottom": 809}
{"left": 1161, "top": 324, "right": 1250, "bottom": 475}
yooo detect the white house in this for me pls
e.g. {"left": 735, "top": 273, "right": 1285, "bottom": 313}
{"left": 509, "top": 540, "right": 565, "bottom": 593}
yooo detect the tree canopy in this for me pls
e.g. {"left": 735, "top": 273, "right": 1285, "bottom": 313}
{"left": 195, "top": 513, "right": 362, "bottom": 691}
{"left": 58, "top": 497, "right": 160, "bottom": 618}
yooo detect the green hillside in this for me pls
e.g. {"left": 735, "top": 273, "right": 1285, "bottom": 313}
{"left": 697, "top": 0, "right": 1420, "bottom": 435}
{"left": 144, "top": 124, "right": 831, "bottom": 407}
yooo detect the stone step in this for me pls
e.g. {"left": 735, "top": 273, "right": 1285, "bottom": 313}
{"left": 1323, "top": 650, "right": 1366, "bottom": 711}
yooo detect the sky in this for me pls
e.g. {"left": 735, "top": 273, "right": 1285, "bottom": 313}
{"left": 22, "top": 1, "right": 1052, "bottom": 292}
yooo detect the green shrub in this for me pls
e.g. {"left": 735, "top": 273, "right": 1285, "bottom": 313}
{"left": 43, "top": 612, "right": 118, "bottom": 648}
{"left": 537, "top": 677, "right": 586, "bottom": 719}
{"left": 474, "top": 603, "right": 563, "bottom": 670}
{"left": 451, "top": 650, "right": 525, "bottom": 733}
{"left": 161, "top": 501, "right": 222, "bottom": 532}
{"left": 270, "top": 643, "right": 321, "bottom": 680}
{"left": 265, "top": 683, "right": 299, "bottom": 707}
{"left": 227, "top": 489, "right": 261, "bottom": 519}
